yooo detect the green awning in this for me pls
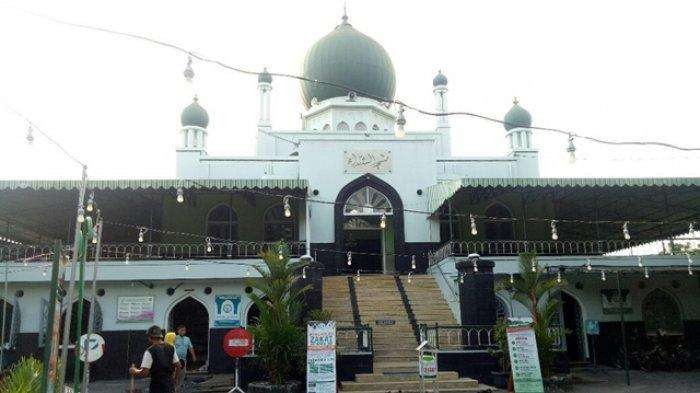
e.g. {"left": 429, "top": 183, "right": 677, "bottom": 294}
{"left": 0, "top": 178, "right": 308, "bottom": 191}
{"left": 427, "top": 177, "right": 700, "bottom": 213}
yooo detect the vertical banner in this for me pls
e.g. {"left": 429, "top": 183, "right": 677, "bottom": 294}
{"left": 506, "top": 325, "right": 544, "bottom": 393}
{"left": 307, "top": 321, "right": 337, "bottom": 393}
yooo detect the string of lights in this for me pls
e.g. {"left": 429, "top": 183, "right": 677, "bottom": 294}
{"left": 6, "top": 6, "right": 700, "bottom": 153}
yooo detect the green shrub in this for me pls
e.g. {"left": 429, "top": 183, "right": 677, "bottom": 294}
{"left": 0, "top": 357, "right": 42, "bottom": 393}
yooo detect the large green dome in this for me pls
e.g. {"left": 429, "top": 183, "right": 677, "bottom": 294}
{"left": 181, "top": 97, "right": 209, "bottom": 128}
{"left": 301, "top": 16, "right": 396, "bottom": 109}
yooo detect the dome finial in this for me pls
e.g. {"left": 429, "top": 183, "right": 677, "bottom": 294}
{"left": 341, "top": 0, "right": 349, "bottom": 24}
{"left": 513, "top": 96, "right": 519, "bottom": 105}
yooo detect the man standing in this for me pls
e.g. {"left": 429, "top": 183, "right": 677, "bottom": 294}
{"left": 174, "top": 325, "right": 197, "bottom": 388}
{"left": 130, "top": 325, "right": 181, "bottom": 393}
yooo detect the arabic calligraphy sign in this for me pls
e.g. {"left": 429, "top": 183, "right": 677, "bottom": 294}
{"left": 343, "top": 150, "right": 392, "bottom": 174}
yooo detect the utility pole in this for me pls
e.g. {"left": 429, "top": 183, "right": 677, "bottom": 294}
{"left": 58, "top": 166, "right": 88, "bottom": 390}
{"left": 72, "top": 217, "right": 91, "bottom": 392}
{"left": 616, "top": 271, "right": 631, "bottom": 386}
{"left": 0, "top": 258, "right": 8, "bottom": 372}
{"left": 81, "top": 212, "right": 102, "bottom": 392}
{"left": 41, "top": 241, "right": 63, "bottom": 393}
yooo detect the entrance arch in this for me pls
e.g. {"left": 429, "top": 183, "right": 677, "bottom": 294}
{"left": 335, "top": 175, "right": 405, "bottom": 274}
{"left": 554, "top": 290, "right": 587, "bottom": 362}
{"left": 168, "top": 296, "right": 209, "bottom": 369}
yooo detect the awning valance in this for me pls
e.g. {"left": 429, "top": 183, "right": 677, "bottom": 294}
{"left": 0, "top": 178, "right": 308, "bottom": 191}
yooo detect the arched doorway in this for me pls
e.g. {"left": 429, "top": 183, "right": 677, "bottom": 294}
{"left": 557, "top": 291, "right": 586, "bottom": 362}
{"left": 642, "top": 289, "right": 684, "bottom": 335}
{"left": 484, "top": 203, "right": 515, "bottom": 240}
{"left": 168, "top": 297, "right": 209, "bottom": 370}
{"left": 246, "top": 302, "right": 260, "bottom": 327}
{"left": 335, "top": 175, "right": 405, "bottom": 274}
{"left": 60, "top": 299, "right": 101, "bottom": 344}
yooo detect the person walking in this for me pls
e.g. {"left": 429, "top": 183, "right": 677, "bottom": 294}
{"left": 174, "top": 325, "right": 197, "bottom": 389}
{"left": 130, "top": 325, "right": 182, "bottom": 393}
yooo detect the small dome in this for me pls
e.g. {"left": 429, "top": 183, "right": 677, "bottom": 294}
{"left": 258, "top": 67, "right": 272, "bottom": 84}
{"left": 300, "top": 15, "right": 396, "bottom": 109}
{"left": 433, "top": 70, "right": 448, "bottom": 87}
{"left": 503, "top": 98, "right": 531, "bottom": 131}
{"left": 180, "top": 97, "right": 209, "bottom": 128}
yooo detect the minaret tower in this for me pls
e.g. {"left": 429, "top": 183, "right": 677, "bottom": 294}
{"left": 256, "top": 68, "right": 273, "bottom": 155}
{"left": 176, "top": 96, "right": 209, "bottom": 177}
{"left": 433, "top": 71, "right": 451, "bottom": 156}
{"left": 504, "top": 98, "right": 539, "bottom": 176}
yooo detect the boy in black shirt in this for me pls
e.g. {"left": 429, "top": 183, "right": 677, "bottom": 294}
{"left": 130, "top": 325, "right": 182, "bottom": 393}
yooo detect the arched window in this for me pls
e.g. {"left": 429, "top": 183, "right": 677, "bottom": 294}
{"left": 484, "top": 203, "right": 515, "bottom": 240}
{"left": 372, "top": 124, "right": 380, "bottom": 131}
{"left": 337, "top": 121, "right": 349, "bottom": 131}
{"left": 354, "top": 122, "right": 367, "bottom": 131}
{"left": 643, "top": 289, "right": 684, "bottom": 335}
{"left": 439, "top": 209, "right": 461, "bottom": 242}
{"left": 207, "top": 204, "right": 238, "bottom": 241}
{"left": 264, "top": 204, "right": 295, "bottom": 242}
{"left": 322, "top": 123, "right": 331, "bottom": 131}
{"left": 344, "top": 186, "right": 392, "bottom": 216}
{"left": 495, "top": 296, "right": 509, "bottom": 320}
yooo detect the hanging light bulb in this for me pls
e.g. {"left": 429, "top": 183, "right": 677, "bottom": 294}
{"left": 355, "top": 270, "right": 361, "bottom": 282}
{"left": 407, "top": 272, "right": 412, "bottom": 284}
{"left": 185, "top": 261, "right": 190, "bottom": 271}
{"left": 601, "top": 270, "right": 606, "bottom": 282}
{"left": 550, "top": 220, "right": 558, "bottom": 240}
{"left": 411, "top": 255, "right": 416, "bottom": 270}
{"left": 77, "top": 206, "right": 85, "bottom": 223}
{"left": 689, "top": 265, "right": 694, "bottom": 276}
{"left": 246, "top": 266, "right": 251, "bottom": 277}
{"left": 176, "top": 187, "right": 184, "bottom": 203}
{"left": 86, "top": 192, "right": 95, "bottom": 212}
{"left": 42, "top": 266, "right": 48, "bottom": 277}
{"left": 26, "top": 125, "right": 34, "bottom": 144}
{"left": 644, "top": 266, "right": 649, "bottom": 279}
{"left": 278, "top": 248, "right": 284, "bottom": 260}
{"left": 637, "top": 256, "right": 643, "bottom": 268}
{"left": 23, "top": 259, "right": 28, "bottom": 267}
{"left": 283, "top": 196, "right": 292, "bottom": 218}
{"left": 473, "top": 259, "right": 479, "bottom": 273}
{"left": 688, "top": 253, "right": 694, "bottom": 267}
{"left": 347, "top": 251, "right": 352, "bottom": 266}
{"left": 531, "top": 258, "right": 537, "bottom": 273}
{"left": 622, "top": 221, "right": 631, "bottom": 240}
{"left": 125, "top": 253, "right": 130, "bottom": 265}
{"left": 395, "top": 105, "right": 406, "bottom": 138}
{"left": 206, "top": 237, "right": 212, "bottom": 253}
{"left": 459, "top": 273, "right": 465, "bottom": 284}
{"left": 183, "top": 56, "right": 195, "bottom": 82}
{"left": 557, "top": 270, "right": 562, "bottom": 284}
{"left": 690, "top": 222, "right": 696, "bottom": 235}
{"left": 469, "top": 214, "right": 478, "bottom": 236}
{"left": 509, "top": 273, "right": 514, "bottom": 284}
{"left": 138, "top": 227, "right": 146, "bottom": 243}
{"left": 566, "top": 134, "right": 576, "bottom": 164}
{"left": 380, "top": 213, "right": 387, "bottom": 229}
{"left": 302, "top": 266, "right": 307, "bottom": 279}
{"left": 92, "top": 233, "right": 98, "bottom": 244}
{"left": 586, "top": 258, "right": 592, "bottom": 271}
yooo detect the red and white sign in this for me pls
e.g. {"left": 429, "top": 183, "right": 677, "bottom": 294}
{"left": 222, "top": 328, "right": 253, "bottom": 358}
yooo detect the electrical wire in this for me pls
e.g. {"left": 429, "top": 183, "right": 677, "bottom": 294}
{"left": 5, "top": 5, "right": 700, "bottom": 152}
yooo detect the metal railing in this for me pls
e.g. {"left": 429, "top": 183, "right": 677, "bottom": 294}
{"left": 419, "top": 324, "right": 496, "bottom": 350}
{"left": 0, "top": 241, "right": 307, "bottom": 263}
{"left": 429, "top": 239, "right": 652, "bottom": 266}
{"left": 336, "top": 324, "right": 373, "bottom": 353}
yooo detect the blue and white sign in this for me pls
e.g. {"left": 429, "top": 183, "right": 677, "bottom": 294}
{"left": 214, "top": 295, "right": 241, "bottom": 327}
{"left": 585, "top": 320, "right": 600, "bottom": 335}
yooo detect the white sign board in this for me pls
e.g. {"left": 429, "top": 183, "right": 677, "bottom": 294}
{"left": 116, "top": 296, "right": 154, "bottom": 322}
{"left": 343, "top": 150, "right": 392, "bottom": 174}
{"left": 79, "top": 333, "right": 105, "bottom": 362}
{"left": 307, "top": 321, "right": 337, "bottom": 393}
{"left": 418, "top": 353, "right": 438, "bottom": 379}
{"left": 506, "top": 325, "right": 544, "bottom": 393}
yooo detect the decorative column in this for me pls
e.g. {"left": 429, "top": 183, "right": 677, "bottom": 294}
{"left": 433, "top": 70, "right": 451, "bottom": 156}
{"left": 456, "top": 255, "right": 496, "bottom": 326}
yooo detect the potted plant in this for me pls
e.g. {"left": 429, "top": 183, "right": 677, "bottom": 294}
{"left": 488, "top": 317, "right": 511, "bottom": 390}
{"left": 492, "top": 252, "right": 563, "bottom": 387}
{"left": 246, "top": 243, "right": 311, "bottom": 393}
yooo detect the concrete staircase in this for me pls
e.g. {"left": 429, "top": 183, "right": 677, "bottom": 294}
{"left": 323, "top": 275, "right": 483, "bottom": 392}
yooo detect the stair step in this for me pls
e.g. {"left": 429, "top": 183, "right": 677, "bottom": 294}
{"left": 354, "top": 371, "right": 460, "bottom": 383}
{"left": 341, "top": 378, "right": 479, "bottom": 391}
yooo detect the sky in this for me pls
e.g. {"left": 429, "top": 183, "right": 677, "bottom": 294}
{"left": 0, "top": 0, "right": 698, "bottom": 180}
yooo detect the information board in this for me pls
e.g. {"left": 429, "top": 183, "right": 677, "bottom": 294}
{"left": 116, "top": 296, "right": 154, "bottom": 322}
{"left": 214, "top": 295, "right": 242, "bottom": 327}
{"left": 418, "top": 353, "right": 438, "bottom": 379}
{"left": 506, "top": 325, "right": 544, "bottom": 393}
{"left": 307, "top": 321, "right": 337, "bottom": 393}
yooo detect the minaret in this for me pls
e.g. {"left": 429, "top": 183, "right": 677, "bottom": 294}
{"left": 256, "top": 68, "right": 273, "bottom": 155}
{"left": 177, "top": 96, "right": 209, "bottom": 177}
{"left": 433, "top": 71, "right": 451, "bottom": 156}
{"left": 504, "top": 98, "right": 539, "bottom": 176}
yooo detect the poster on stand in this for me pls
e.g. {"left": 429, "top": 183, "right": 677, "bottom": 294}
{"left": 307, "top": 321, "right": 337, "bottom": 393}
{"left": 214, "top": 295, "right": 242, "bottom": 327}
{"left": 506, "top": 324, "right": 545, "bottom": 393}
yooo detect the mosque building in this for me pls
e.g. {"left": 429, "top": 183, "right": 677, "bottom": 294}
{"left": 0, "top": 12, "right": 698, "bottom": 384}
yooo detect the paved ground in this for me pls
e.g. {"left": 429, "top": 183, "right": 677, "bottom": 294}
{"left": 566, "top": 368, "right": 700, "bottom": 393}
